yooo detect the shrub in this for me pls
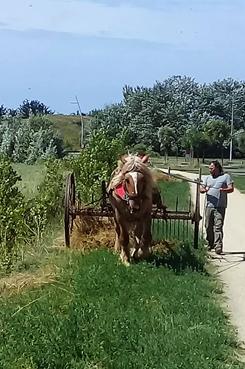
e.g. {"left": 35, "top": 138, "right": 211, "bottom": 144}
{"left": 0, "top": 116, "right": 64, "bottom": 163}
{"left": 25, "top": 159, "right": 65, "bottom": 241}
{"left": 72, "top": 129, "right": 125, "bottom": 203}
{"left": 0, "top": 157, "right": 65, "bottom": 272}
{"left": 0, "top": 157, "right": 27, "bottom": 270}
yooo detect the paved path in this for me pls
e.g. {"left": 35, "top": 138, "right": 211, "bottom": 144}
{"left": 162, "top": 169, "right": 245, "bottom": 345}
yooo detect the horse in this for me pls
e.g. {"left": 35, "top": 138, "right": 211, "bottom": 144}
{"left": 108, "top": 154, "right": 155, "bottom": 265}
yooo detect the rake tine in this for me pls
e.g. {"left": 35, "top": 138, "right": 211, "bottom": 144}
{"left": 189, "top": 196, "right": 192, "bottom": 212}
{"left": 157, "top": 219, "right": 160, "bottom": 239}
{"left": 152, "top": 219, "right": 155, "bottom": 234}
{"left": 176, "top": 196, "right": 179, "bottom": 212}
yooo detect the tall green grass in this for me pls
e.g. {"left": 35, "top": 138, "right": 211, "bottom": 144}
{"left": 49, "top": 114, "right": 91, "bottom": 151}
{"left": 153, "top": 179, "right": 194, "bottom": 243}
{"left": 13, "top": 163, "right": 46, "bottom": 199}
{"left": 233, "top": 175, "right": 245, "bottom": 193}
{"left": 0, "top": 250, "right": 243, "bottom": 369}
{"left": 157, "top": 180, "right": 191, "bottom": 211}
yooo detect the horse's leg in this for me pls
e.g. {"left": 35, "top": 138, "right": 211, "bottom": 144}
{"left": 114, "top": 218, "right": 121, "bottom": 253}
{"left": 132, "top": 222, "right": 143, "bottom": 260}
{"left": 110, "top": 203, "right": 122, "bottom": 254}
{"left": 140, "top": 215, "right": 152, "bottom": 259}
{"left": 110, "top": 199, "right": 130, "bottom": 265}
{"left": 118, "top": 220, "right": 130, "bottom": 266}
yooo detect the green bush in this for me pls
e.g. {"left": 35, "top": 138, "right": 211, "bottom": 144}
{"left": 0, "top": 157, "right": 65, "bottom": 272}
{"left": 25, "top": 159, "right": 64, "bottom": 242}
{"left": 0, "top": 157, "right": 27, "bottom": 269}
{"left": 0, "top": 116, "right": 64, "bottom": 163}
{"left": 72, "top": 129, "right": 125, "bottom": 203}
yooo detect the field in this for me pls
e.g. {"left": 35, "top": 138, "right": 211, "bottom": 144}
{"left": 0, "top": 165, "right": 244, "bottom": 368}
{"left": 49, "top": 114, "right": 92, "bottom": 151}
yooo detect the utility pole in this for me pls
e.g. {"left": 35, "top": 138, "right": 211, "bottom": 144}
{"left": 229, "top": 96, "right": 234, "bottom": 162}
{"left": 70, "top": 96, "right": 85, "bottom": 149}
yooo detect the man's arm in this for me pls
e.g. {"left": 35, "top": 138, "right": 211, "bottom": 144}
{"left": 220, "top": 183, "right": 234, "bottom": 193}
{"left": 200, "top": 185, "right": 209, "bottom": 193}
{"left": 200, "top": 177, "right": 209, "bottom": 193}
{"left": 220, "top": 174, "right": 234, "bottom": 193}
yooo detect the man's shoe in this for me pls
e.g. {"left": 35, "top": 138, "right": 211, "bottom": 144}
{"left": 215, "top": 246, "right": 222, "bottom": 255}
{"left": 205, "top": 243, "right": 214, "bottom": 251}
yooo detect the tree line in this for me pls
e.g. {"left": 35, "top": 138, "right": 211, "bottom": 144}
{"left": 2, "top": 76, "right": 245, "bottom": 161}
{"left": 89, "top": 76, "right": 245, "bottom": 160}
{"left": 0, "top": 99, "right": 53, "bottom": 119}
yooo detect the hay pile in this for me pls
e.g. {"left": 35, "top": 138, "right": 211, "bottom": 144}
{"left": 69, "top": 215, "right": 173, "bottom": 256}
{"left": 70, "top": 215, "right": 115, "bottom": 251}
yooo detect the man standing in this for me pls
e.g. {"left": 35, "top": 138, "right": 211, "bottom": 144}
{"left": 200, "top": 160, "right": 234, "bottom": 254}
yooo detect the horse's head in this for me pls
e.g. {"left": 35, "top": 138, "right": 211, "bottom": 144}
{"left": 108, "top": 154, "right": 153, "bottom": 214}
{"left": 123, "top": 171, "right": 145, "bottom": 213}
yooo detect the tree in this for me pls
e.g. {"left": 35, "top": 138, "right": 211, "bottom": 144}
{"left": 0, "top": 105, "right": 7, "bottom": 118}
{"left": 204, "top": 120, "right": 230, "bottom": 163}
{"left": 158, "top": 125, "right": 175, "bottom": 162}
{"left": 0, "top": 116, "right": 64, "bottom": 163}
{"left": 8, "top": 109, "right": 18, "bottom": 117}
{"left": 72, "top": 129, "right": 125, "bottom": 203}
{"left": 236, "top": 131, "right": 245, "bottom": 156}
{"left": 19, "top": 99, "right": 53, "bottom": 118}
{"left": 182, "top": 127, "right": 209, "bottom": 163}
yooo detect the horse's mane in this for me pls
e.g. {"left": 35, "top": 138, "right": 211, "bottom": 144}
{"left": 108, "top": 154, "right": 153, "bottom": 191}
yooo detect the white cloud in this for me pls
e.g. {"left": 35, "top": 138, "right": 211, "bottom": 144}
{"left": 0, "top": 0, "right": 244, "bottom": 50}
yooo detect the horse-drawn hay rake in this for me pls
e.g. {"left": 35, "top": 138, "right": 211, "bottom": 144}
{"left": 64, "top": 170, "right": 202, "bottom": 249}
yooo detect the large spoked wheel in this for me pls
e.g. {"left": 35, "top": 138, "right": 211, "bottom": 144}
{"left": 64, "top": 173, "right": 76, "bottom": 247}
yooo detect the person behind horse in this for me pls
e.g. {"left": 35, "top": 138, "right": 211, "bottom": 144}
{"left": 200, "top": 160, "right": 234, "bottom": 254}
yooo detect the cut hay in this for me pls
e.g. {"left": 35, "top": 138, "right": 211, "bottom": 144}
{"left": 70, "top": 215, "right": 115, "bottom": 251}
{"left": 0, "top": 265, "right": 57, "bottom": 297}
{"left": 69, "top": 214, "right": 174, "bottom": 256}
{"left": 151, "top": 239, "right": 177, "bottom": 254}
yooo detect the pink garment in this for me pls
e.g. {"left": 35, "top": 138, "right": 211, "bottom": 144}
{"left": 115, "top": 184, "right": 126, "bottom": 199}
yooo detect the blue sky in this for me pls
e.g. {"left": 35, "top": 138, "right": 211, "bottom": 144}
{"left": 0, "top": 0, "right": 244, "bottom": 113}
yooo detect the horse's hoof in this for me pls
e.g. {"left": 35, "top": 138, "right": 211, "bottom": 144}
{"left": 130, "top": 248, "right": 137, "bottom": 258}
{"left": 120, "top": 253, "right": 130, "bottom": 266}
{"left": 133, "top": 248, "right": 144, "bottom": 260}
{"left": 134, "top": 247, "right": 151, "bottom": 260}
{"left": 121, "top": 257, "right": 130, "bottom": 267}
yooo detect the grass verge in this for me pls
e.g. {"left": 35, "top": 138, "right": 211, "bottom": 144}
{"left": 0, "top": 249, "right": 243, "bottom": 369}
{"left": 233, "top": 175, "right": 245, "bottom": 193}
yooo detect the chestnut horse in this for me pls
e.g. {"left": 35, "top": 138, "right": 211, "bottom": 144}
{"left": 108, "top": 154, "right": 154, "bottom": 265}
